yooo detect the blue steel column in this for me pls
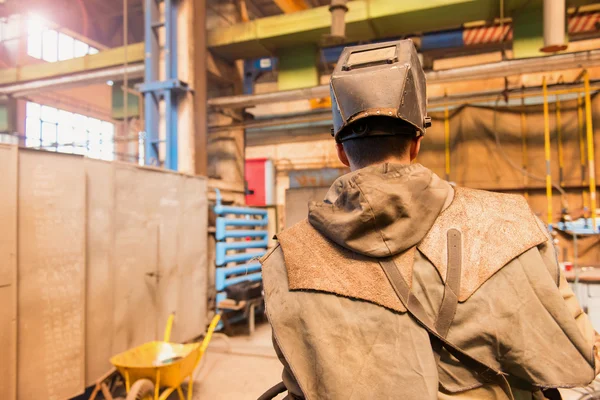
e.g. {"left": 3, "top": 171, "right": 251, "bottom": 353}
{"left": 164, "top": 0, "right": 178, "bottom": 170}
{"left": 144, "top": 0, "right": 160, "bottom": 166}
{"left": 141, "top": 0, "right": 183, "bottom": 170}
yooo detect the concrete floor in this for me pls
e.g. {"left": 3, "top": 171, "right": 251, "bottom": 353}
{"left": 560, "top": 381, "right": 600, "bottom": 400}
{"left": 190, "top": 321, "right": 284, "bottom": 399}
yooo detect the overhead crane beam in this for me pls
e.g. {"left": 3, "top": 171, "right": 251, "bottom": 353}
{"left": 206, "top": 0, "right": 596, "bottom": 61}
{"left": 0, "top": 44, "right": 145, "bottom": 87}
{"left": 0, "top": 46, "right": 237, "bottom": 96}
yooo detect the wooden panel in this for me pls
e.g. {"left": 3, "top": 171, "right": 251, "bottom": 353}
{"left": 84, "top": 159, "right": 115, "bottom": 384}
{"left": 83, "top": 162, "right": 208, "bottom": 379}
{"left": 172, "top": 175, "right": 208, "bottom": 341}
{"left": 112, "top": 164, "right": 160, "bottom": 353}
{"left": 0, "top": 144, "right": 17, "bottom": 399}
{"left": 17, "top": 150, "right": 85, "bottom": 399}
{"left": 147, "top": 170, "right": 182, "bottom": 339}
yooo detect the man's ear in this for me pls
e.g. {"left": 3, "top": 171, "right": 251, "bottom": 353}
{"left": 336, "top": 142, "right": 350, "bottom": 167}
{"left": 410, "top": 136, "right": 423, "bottom": 161}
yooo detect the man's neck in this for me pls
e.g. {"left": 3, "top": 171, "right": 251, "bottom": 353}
{"left": 350, "top": 157, "right": 411, "bottom": 172}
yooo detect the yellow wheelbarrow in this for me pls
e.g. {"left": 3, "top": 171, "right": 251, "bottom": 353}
{"left": 90, "top": 314, "right": 220, "bottom": 400}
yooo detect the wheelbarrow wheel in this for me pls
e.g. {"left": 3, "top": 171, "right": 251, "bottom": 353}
{"left": 125, "top": 379, "right": 155, "bottom": 400}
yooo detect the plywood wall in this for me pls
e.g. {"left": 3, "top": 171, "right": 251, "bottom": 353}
{"left": 0, "top": 145, "right": 17, "bottom": 399}
{"left": 87, "top": 161, "right": 209, "bottom": 385}
{"left": 17, "top": 150, "right": 86, "bottom": 400}
{"left": 85, "top": 159, "right": 116, "bottom": 384}
{"left": 0, "top": 148, "right": 209, "bottom": 397}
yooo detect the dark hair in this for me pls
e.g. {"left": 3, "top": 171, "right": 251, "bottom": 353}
{"left": 340, "top": 117, "right": 415, "bottom": 169}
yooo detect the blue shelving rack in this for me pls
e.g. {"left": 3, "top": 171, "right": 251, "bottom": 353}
{"left": 213, "top": 189, "right": 269, "bottom": 324}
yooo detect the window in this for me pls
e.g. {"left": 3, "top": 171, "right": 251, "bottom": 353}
{"left": 25, "top": 102, "right": 115, "bottom": 161}
{"left": 0, "top": 18, "right": 6, "bottom": 43}
{"left": 27, "top": 17, "right": 98, "bottom": 62}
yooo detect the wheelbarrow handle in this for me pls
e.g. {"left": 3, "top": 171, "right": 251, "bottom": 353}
{"left": 164, "top": 313, "right": 175, "bottom": 342}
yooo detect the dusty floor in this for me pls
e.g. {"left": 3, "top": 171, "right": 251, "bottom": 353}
{"left": 561, "top": 382, "right": 600, "bottom": 400}
{"left": 190, "top": 321, "right": 284, "bottom": 399}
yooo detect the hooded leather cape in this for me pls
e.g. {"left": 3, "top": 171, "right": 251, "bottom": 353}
{"left": 261, "top": 163, "right": 598, "bottom": 400}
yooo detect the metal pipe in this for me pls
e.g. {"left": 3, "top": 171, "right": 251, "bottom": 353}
{"left": 329, "top": 0, "right": 348, "bottom": 40}
{"left": 123, "top": 0, "right": 129, "bottom": 162}
{"left": 210, "top": 83, "right": 600, "bottom": 132}
{"left": 444, "top": 106, "right": 450, "bottom": 181}
{"left": 430, "top": 83, "right": 600, "bottom": 108}
{"left": 0, "top": 64, "right": 144, "bottom": 97}
{"left": 583, "top": 70, "right": 597, "bottom": 232}
{"left": 208, "top": 49, "right": 600, "bottom": 109}
{"left": 239, "top": 0, "right": 250, "bottom": 22}
{"left": 578, "top": 96, "right": 587, "bottom": 183}
{"left": 543, "top": 76, "right": 554, "bottom": 226}
{"left": 144, "top": 0, "right": 160, "bottom": 166}
{"left": 423, "top": 50, "right": 600, "bottom": 84}
{"left": 210, "top": 111, "right": 331, "bottom": 132}
{"left": 541, "top": 0, "right": 567, "bottom": 52}
{"left": 521, "top": 93, "right": 528, "bottom": 199}
{"left": 577, "top": 96, "right": 589, "bottom": 211}
{"left": 556, "top": 96, "right": 564, "bottom": 186}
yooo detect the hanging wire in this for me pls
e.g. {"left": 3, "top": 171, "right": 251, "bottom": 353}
{"left": 490, "top": 94, "right": 569, "bottom": 212}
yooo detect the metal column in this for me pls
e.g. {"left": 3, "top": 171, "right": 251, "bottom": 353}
{"left": 140, "top": 0, "right": 188, "bottom": 171}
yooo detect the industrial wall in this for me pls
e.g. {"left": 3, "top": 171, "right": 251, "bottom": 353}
{"left": 0, "top": 145, "right": 208, "bottom": 399}
{"left": 248, "top": 95, "right": 600, "bottom": 228}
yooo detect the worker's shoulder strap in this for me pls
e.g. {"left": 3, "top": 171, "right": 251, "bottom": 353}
{"left": 418, "top": 187, "right": 548, "bottom": 302}
{"left": 380, "top": 230, "right": 519, "bottom": 395}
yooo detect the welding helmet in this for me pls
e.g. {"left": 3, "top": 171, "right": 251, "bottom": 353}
{"left": 330, "top": 39, "right": 431, "bottom": 143}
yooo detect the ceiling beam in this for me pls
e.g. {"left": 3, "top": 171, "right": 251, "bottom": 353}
{"left": 273, "top": 0, "right": 309, "bottom": 13}
{"left": 245, "top": 0, "right": 265, "bottom": 18}
{"left": 207, "top": 0, "right": 597, "bottom": 61}
{"left": 207, "top": 51, "right": 242, "bottom": 84}
{"left": 0, "top": 43, "right": 144, "bottom": 87}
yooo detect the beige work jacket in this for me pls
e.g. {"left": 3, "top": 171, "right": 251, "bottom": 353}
{"left": 261, "top": 163, "right": 599, "bottom": 399}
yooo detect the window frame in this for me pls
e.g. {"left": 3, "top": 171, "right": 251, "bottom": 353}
{"left": 25, "top": 101, "right": 115, "bottom": 161}
{"left": 27, "top": 18, "right": 98, "bottom": 62}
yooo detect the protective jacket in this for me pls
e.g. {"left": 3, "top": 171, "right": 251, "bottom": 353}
{"left": 261, "top": 163, "right": 599, "bottom": 399}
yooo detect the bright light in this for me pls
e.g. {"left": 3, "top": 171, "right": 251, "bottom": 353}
{"left": 106, "top": 80, "right": 114, "bottom": 86}
{"left": 27, "top": 15, "right": 46, "bottom": 34}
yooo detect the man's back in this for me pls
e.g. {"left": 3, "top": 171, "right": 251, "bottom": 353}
{"left": 261, "top": 163, "right": 598, "bottom": 399}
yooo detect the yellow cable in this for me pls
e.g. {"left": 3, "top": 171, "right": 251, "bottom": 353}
{"left": 578, "top": 96, "right": 586, "bottom": 178}
{"left": 444, "top": 107, "right": 450, "bottom": 181}
{"left": 542, "top": 77, "right": 553, "bottom": 225}
{"left": 584, "top": 71, "right": 598, "bottom": 231}
{"left": 556, "top": 96, "right": 564, "bottom": 187}
{"left": 577, "top": 96, "right": 588, "bottom": 211}
{"left": 521, "top": 95, "right": 528, "bottom": 199}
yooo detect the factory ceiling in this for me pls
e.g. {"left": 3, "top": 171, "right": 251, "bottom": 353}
{"left": 0, "top": 0, "right": 144, "bottom": 46}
